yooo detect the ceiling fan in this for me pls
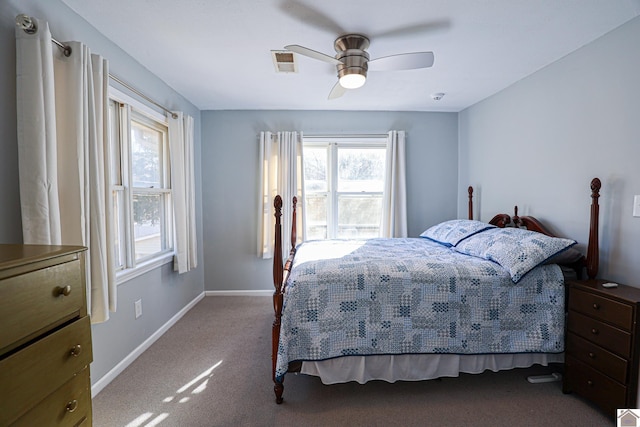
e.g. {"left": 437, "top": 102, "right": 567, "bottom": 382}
{"left": 285, "top": 34, "right": 435, "bottom": 99}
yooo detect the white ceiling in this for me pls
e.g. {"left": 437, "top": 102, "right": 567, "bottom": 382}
{"left": 59, "top": 0, "right": 640, "bottom": 112}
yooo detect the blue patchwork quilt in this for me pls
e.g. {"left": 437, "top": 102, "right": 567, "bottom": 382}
{"left": 275, "top": 238, "right": 565, "bottom": 381}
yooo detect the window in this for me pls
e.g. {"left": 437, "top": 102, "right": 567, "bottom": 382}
{"left": 303, "top": 137, "right": 387, "bottom": 240}
{"left": 108, "top": 89, "right": 173, "bottom": 279}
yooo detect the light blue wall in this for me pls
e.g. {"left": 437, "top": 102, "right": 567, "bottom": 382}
{"left": 201, "top": 110, "right": 458, "bottom": 291}
{"left": 459, "top": 16, "right": 640, "bottom": 285}
{"left": 0, "top": 0, "right": 205, "bottom": 384}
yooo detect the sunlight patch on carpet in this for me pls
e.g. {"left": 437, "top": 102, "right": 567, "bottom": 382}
{"left": 125, "top": 361, "right": 222, "bottom": 426}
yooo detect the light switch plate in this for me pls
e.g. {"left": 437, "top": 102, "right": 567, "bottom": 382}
{"left": 634, "top": 195, "right": 640, "bottom": 217}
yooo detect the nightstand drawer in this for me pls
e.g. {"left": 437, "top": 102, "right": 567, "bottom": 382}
{"left": 567, "top": 310, "right": 631, "bottom": 357}
{"left": 0, "top": 258, "right": 84, "bottom": 354}
{"left": 10, "top": 367, "right": 91, "bottom": 427}
{"left": 565, "top": 355, "right": 626, "bottom": 416}
{"left": 566, "top": 331, "right": 628, "bottom": 383}
{"left": 0, "top": 316, "right": 92, "bottom": 425}
{"left": 569, "top": 287, "right": 633, "bottom": 330}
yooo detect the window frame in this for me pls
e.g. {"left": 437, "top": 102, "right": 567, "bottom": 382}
{"left": 302, "top": 136, "right": 388, "bottom": 240}
{"left": 108, "top": 87, "right": 174, "bottom": 285}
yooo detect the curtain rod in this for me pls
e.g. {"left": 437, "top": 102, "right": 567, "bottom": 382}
{"left": 303, "top": 134, "right": 391, "bottom": 139}
{"left": 109, "top": 74, "right": 178, "bottom": 119}
{"left": 15, "top": 14, "right": 178, "bottom": 120}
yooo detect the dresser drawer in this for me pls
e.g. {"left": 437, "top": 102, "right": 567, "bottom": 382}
{"left": 0, "top": 316, "right": 92, "bottom": 425}
{"left": 567, "top": 310, "right": 631, "bottom": 357}
{"left": 569, "top": 287, "right": 633, "bottom": 330}
{"left": 566, "top": 331, "right": 628, "bottom": 383}
{"left": 0, "top": 258, "right": 84, "bottom": 353}
{"left": 565, "top": 355, "right": 627, "bottom": 416}
{"left": 10, "top": 367, "right": 91, "bottom": 427}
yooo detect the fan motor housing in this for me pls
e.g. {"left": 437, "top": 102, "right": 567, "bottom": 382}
{"left": 334, "top": 34, "right": 370, "bottom": 81}
{"left": 336, "top": 49, "right": 369, "bottom": 79}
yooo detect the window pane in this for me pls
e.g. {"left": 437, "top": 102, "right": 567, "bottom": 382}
{"left": 305, "top": 194, "right": 327, "bottom": 240}
{"left": 303, "top": 147, "right": 328, "bottom": 192}
{"left": 337, "top": 195, "right": 382, "bottom": 238}
{"left": 131, "top": 120, "right": 162, "bottom": 188}
{"left": 133, "top": 193, "right": 163, "bottom": 261}
{"left": 337, "top": 148, "right": 386, "bottom": 192}
{"left": 108, "top": 100, "right": 122, "bottom": 185}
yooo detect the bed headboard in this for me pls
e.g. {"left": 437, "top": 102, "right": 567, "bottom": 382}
{"left": 486, "top": 178, "right": 601, "bottom": 279}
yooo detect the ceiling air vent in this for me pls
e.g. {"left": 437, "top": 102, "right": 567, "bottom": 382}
{"left": 271, "top": 50, "right": 297, "bottom": 73}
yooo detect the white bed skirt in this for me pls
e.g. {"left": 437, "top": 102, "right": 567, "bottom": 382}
{"left": 300, "top": 353, "right": 564, "bottom": 385}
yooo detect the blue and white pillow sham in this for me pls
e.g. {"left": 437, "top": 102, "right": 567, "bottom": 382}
{"left": 420, "top": 219, "right": 495, "bottom": 247}
{"left": 454, "top": 227, "right": 577, "bottom": 283}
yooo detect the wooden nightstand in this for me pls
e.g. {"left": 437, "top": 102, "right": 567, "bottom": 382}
{"left": 563, "top": 279, "right": 640, "bottom": 416}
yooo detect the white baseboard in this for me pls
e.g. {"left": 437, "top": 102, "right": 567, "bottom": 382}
{"left": 205, "top": 290, "right": 272, "bottom": 297}
{"left": 91, "top": 291, "right": 205, "bottom": 398}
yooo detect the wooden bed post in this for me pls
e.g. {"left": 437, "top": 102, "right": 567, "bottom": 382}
{"left": 468, "top": 186, "right": 473, "bottom": 220}
{"left": 272, "top": 196, "right": 299, "bottom": 404}
{"left": 513, "top": 206, "right": 520, "bottom": 227}
{"left": 273, "top": 196, "right": 283, "bottom": 301}
{"left": 272, "top": 196, "right": 284, "bottom": 404}
{"left": 586, "top": 178, "right": 601, "bottom": 279}
{"left": 290, "top": 197, "right": 297, "bottom": 255}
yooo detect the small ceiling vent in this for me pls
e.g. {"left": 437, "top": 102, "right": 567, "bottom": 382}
{"left": 272, "top": 50, "right": 297, "bottom": 73}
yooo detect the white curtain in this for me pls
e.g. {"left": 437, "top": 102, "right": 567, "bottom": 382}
{"left": 168, "top": 112, "right": 198, "bottom": 273}
{"left": 15, "top": 19, "right": 61, "bottom": 244}
{"left": 258, "top": 131, "right": 304, "bottom": 261}
{"left": 381, "top": 130, "right": 408, "bottom": 238}
{"left": 16, "top": 18, "right": 116, "bottom": 323}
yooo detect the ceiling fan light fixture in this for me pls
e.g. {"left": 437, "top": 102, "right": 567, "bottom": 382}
{"left": 339, "top": 73, "right": 366, "bottom": 89}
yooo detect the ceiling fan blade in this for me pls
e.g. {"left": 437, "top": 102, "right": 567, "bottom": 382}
{"left": 328, "top": 81, "right": 347, "bottom": 100}
{"left": 371, "top": 21, "right": 450, "bottom": 39}
{"left": 368, "top": 52, "right": 434, "bottom": 72}
{"left": 279, "top": 0, "right": 345, "bottom": 35}
{"left": 285, "top": 44, "right": 342, "bottom": 65}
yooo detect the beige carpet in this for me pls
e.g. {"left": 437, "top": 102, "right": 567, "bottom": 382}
{"left": 93, "top": 296, "right": 614, "bottom": 427}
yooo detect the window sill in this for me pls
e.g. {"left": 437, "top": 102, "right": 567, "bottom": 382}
{"left": 116, "top": 252, "right": 174, "bottom": 286}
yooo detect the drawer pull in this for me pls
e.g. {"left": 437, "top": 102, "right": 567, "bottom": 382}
{"left": 55, "top": 285, "right": 72, "bottom": 297}
{"left": 592, "top": 303, "right": 600, "bottom": 310}
{"left": 587, "top": 380, "right": 594, "bottom": 387}
{"left": 70, "top": 344, "right": 82, "bottom": 357}
{"left": 591, "top": 328, "right": 599, "bottom": 335}
{"left": 588, "top": 352, "right": 595, "bottom": 359}
{"left": 66, "top": 399, "right": 78, "bottom": 413}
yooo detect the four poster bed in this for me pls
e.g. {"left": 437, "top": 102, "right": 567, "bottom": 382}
{"left": 271, "top": 178, "right": 602, "bottom": 404}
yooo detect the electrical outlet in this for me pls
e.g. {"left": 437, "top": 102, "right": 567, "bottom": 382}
{"left": 633, "top": 196, "right": 640, "bottom": 216}
{"left": 135, "top": 299, "right": 142, "bottom": 319}
{"left": 633, "top": 195, "right": 640, "bottom": 217}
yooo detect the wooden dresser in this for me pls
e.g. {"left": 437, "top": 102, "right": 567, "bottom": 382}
{"left": 563, "top": 279, "right": 640, "bottom": 416}
{"left": 0, "top": 245, "right": 92, "bottom": 426}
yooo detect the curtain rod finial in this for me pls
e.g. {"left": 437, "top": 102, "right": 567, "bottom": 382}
{"left": 16, "top": 14, "right": 37, "bottom": 34}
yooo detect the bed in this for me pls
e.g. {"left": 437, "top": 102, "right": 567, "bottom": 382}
{"left": 271, "top": 178, "right": 602, "bottom": 404}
